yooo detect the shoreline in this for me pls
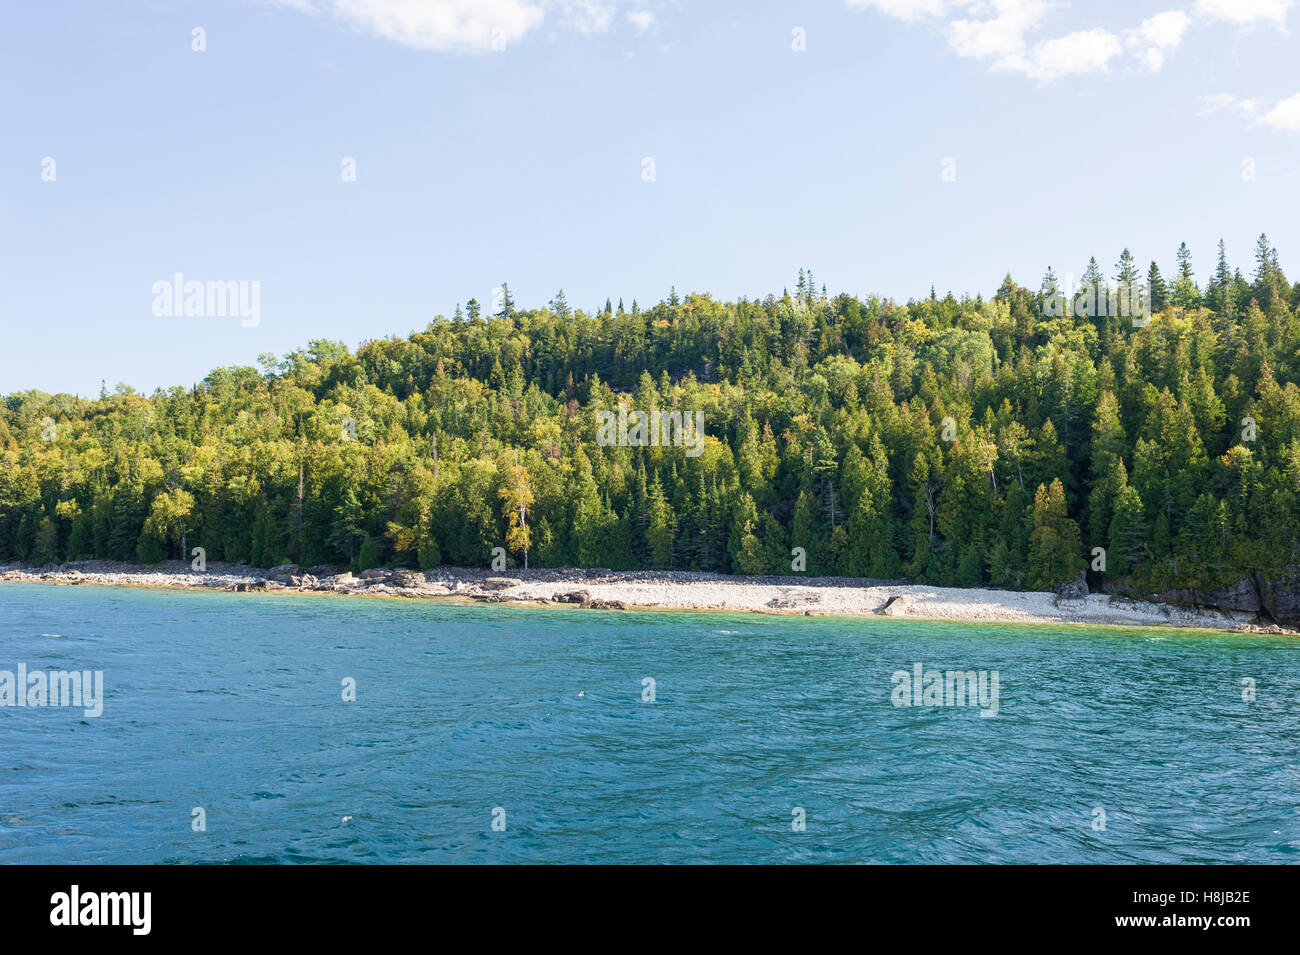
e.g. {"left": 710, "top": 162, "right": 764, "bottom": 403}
{"left": 2, "top": 561, "right": 1293, "bottom": 635}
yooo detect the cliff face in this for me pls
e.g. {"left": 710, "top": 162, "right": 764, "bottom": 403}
{"left": 1152, "top": 576, "right": 1262, "bottom": 615}
{"left": 1110, "top": 569, "right": 1300, "bottom": 627}
{"left": 1253, "top": 570, "right": 1300, "bottom": 626}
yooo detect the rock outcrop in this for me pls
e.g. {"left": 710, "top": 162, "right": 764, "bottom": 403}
{"left": 1150, "top": 575, "right": 1261, "bottom": 616}
{"left": 1254, "top": 568, "right": 1300, "bottom": 625}
{"left": 582, "top": 597, "right": 628, "bottom": 610}
{"left": 265, "top": 564, "right": 299, "bottom": 582}
{"left": 876, "top": 595, "right": 907, "bottom": 616}
{"left": 552, "top": 590, "right": 589, "bottom": 604}
{"left": 766, "top": 592, "right": 821, "bottom": 610}
{"left": 1054, "top": 571, "right": 1089, "bottom": 605}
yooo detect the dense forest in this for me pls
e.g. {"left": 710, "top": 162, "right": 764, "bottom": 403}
{"left": 4, "top": 235, "right": 1300, "bottom": 595}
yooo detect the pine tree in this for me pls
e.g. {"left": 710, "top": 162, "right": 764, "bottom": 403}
{"left": 31, "top": 516, "right": 59, "bottom": 566}
{"left": 1147, "top": 261, "right": 1168, "bottom": 313}
{"left": 550, "top": 289, "right": 570, "bottom": 318}
{"left": 1108, "top": 481, "right": 1146, "bottom": 577}
{"left": 729, "top": 492, "right": 765, "bottom": 574}
{"left": 1115, "top": 248, "right": 1139, "bottom": 288}
{"left": 1252, "top": 233, "right": 1284, "bottom": 311}
{"left": 1171, "top": 242, "right": 1201, "bottom": 309}
{"left": 1027, "top": 479, "right": 1082, "bottom": 588}
{"left": 497, "top": 283, "right": 515, "bottom": 319}
{"left": 1205, "top": 239, "right": 1234, "bottom": 315}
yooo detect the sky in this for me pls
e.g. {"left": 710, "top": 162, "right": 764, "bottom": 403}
{"left": 2, "top": 0, "right": 1298, "bottom": 396}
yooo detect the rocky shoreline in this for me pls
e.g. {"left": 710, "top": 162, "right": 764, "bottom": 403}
{"left": 1, "top": 560, "right": 1295, "bottom": 634}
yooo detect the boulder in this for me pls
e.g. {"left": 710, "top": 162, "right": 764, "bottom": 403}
{"left": 1100, "top": 578, "right": 1133, "bottom": 597}
{"left": 482, "top": 577, "right": 523, "bottom": 591}
{"left": 582, "top": 597, "right": 628, "bottom": 610}
{"left": 766, "top": 592, "right": 820, "bottom": 610}
{"left": 265, "top": 564, "right": 299, "bottom": 582}
{"left": 553, "top": 590, "right": 589, "bottom": 604}
{"left": 389, "top": 570, "right": 425, "bottom": 589}
{"left": 231, "top": 580, "right": 272, "bottom": 592}
{"left": 359, "top": 568, "right": 390, "bottom": 580}
{"left": 1054, "top": 571, "right": 1089, "bottom": 601}
{"left": 876, "top": 595, "right": 907, "bottom": 616}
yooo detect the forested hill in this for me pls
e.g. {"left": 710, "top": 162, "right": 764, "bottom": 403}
{"left": 4, "top": 237, "right": 1300, "bottom": 595}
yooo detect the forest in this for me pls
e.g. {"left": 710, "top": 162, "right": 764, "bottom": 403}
{"left": 3, "top": 235, "right": 1300, "bottom": 596}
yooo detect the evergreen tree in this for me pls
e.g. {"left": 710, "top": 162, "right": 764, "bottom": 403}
{"left": 1147, "top": 261, "right": 1168, "bottom": 313}
{"left": 1027, "top": 479, "right": 1082, "bottom": 588}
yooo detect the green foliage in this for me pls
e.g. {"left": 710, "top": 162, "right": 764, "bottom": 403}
{"left": 1028, "top": 479, "right": 1083, "bottom": 588}
{"left": 4, "top": 242, "right": 1299, "bottom": 593}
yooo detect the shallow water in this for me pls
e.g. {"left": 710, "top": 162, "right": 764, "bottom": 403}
{"left": 1, "top": 582, "right": 1297, "bottom": 863}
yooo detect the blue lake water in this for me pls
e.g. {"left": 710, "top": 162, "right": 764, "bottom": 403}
{"left": 1, "top": 581, "right": 1297, "bottom": 864}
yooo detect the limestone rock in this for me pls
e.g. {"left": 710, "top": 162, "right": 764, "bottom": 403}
{"left": 1255, "top": 568, "right": 1300, "bottom": 625}
{"left": 552, "top": 590, "right": 589, "bottom": 604}
{"left": 265, "top": 564, "right": 299, "bottom": 582}
{"left": 1054, "top": 571, "right": 1089, "bottom": 601}
{"left": 877, "top": 595, "right": 907, "bottom": 616}
{"left": 766, "top": 592, "right": 820, "bottom": 610}
{"left": 582, "top": 597, "right": 628, "bottom": 610}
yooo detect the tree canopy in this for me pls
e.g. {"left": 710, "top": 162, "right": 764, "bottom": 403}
{"left": 4, "top": 238, "right": 1300, "bottom": 595}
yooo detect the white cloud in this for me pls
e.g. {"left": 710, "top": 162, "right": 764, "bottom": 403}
{"left": 1259, "top": 92, "right": 1300, "bottom": 130}
{"left": 843, "top": 0, "right": 953, "bottom": 21}
{"left": 1200, "top": 92, "right": 1238, "bottom": 113}
{"left": 1200, "top": 92, "right": 1300, "bottom": 131}
{"left": 269, "top": 0, "right": 658, "bottom": 51}
{"left": 262, "top": 0, "right": 317, "bottom": 12}
{"left": 848, "top": 0, "right": 1290, "bottom": 81}
{"left": 1198, "top": 93, "right": 1263, "bottom": 117}
{"left": 947, "top": 0, "right": 1049, "bottom": 63}
{"left": 941, "top": 2, "right": 1124, "bottom": 81}
{"left": 276, "top": 0, "right": 542, "bottom": 50}
{"left": 1193, "top": 0, "right": 1292, "bottom": 29}
{"left": 560, "top": 0, "right": 615, "bottom": 35}
{"left": 1125, "top": 10, "right": 1190, "bottom": 71}
{"left": 1000, "top": 28, "right": 1123, "bottom": 81}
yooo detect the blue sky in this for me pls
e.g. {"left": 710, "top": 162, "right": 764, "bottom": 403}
{"left": 2, "top": 0, "right": 1298, "bottom": 396}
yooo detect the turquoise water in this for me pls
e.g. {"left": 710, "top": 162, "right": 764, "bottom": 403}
{"left": 0, "top": 581, "right": 1297, "bottom": 864}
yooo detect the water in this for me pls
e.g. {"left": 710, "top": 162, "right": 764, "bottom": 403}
{"left": 1, "top": 581, "right": 1297, "bottom": 864}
